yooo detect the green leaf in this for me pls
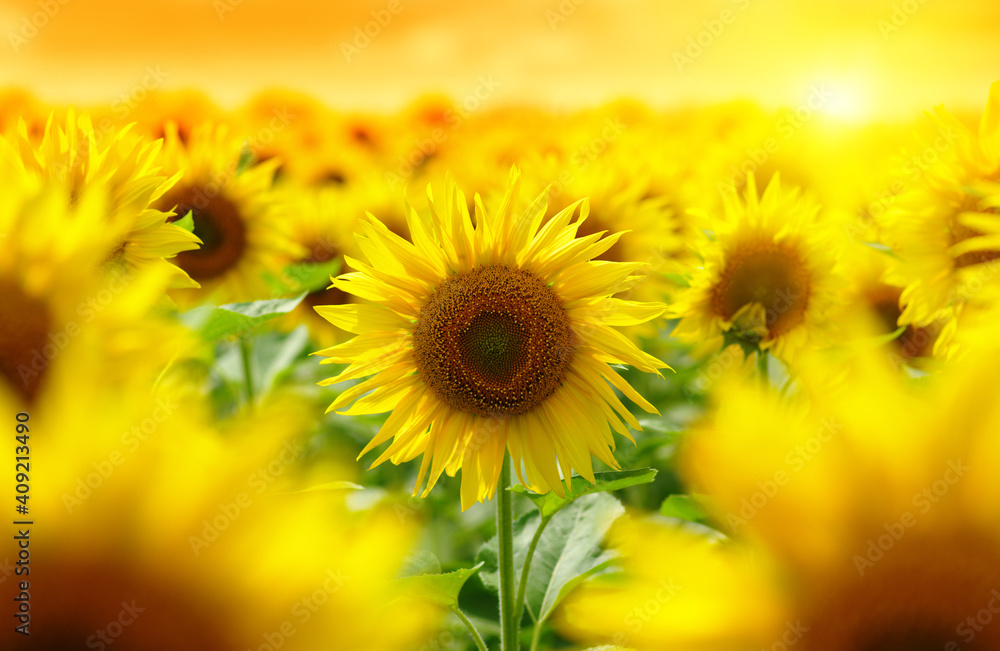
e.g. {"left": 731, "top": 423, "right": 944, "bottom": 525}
{"left": 181, "top": 293, "right": 307, "bottom": 341}
{"left": 173, "top": 210, "right": 195, "bottom": 233}
{"left": 277, "top": 480, "right": 364, "bottom": 495}
{"left": 256, "top": 326, "right": 310, "bottom": 393}
{"left": 264, "top": 259, "right": 342, "bottom": 295}
{"left": 661, "top": 272, "right": 690, "bottom": 287}
{"left": 479, "top": 492, "right": 625, "bottom": 624}
{"left": 397, "top": 562, "right": 485, "bottom": 608}
{"left": 660, "top": 494, "right": 711, "bottom": 524}
{"left": 510, "top": 468, "right": 657, "bottom": 519}
{"left": 236, "top": 144, "right": 255, "bottom": 175}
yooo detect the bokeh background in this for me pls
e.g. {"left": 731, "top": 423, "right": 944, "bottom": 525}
{"left": 4, "top": 2, "right": 1000, "bottom": 650}
{"left": 2, "top": 0, "right": 999, "bottom": 118}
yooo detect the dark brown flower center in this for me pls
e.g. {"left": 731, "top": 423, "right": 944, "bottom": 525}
{"left": 951, "top": 206, "right": 1000, "bottom": 270}
{"left": 0, "top": 280, "right": 53, "bottom": 403}
{"left": 711, "top": 240, "right": 811, "bottom": 341}
{"left": 412, "top": 266, "right": 575, "bottom": 417}
{"left": 28, "top": 561, "right": 239, "bottom": 650}
{"left": 867, "top": 285, "right": 936, "bottom": 360}
{"left": 800, "top": 530, "right": 1000, "bottom": 651}
{"left": 163, "top": 187, "right": 247, "bottom": 281}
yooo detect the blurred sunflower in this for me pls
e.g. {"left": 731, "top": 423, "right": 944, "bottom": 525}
{"left": 0, "top": 169, "right": 185, "bottom": 408}
{"left": 276, "top": 185, "right": 360, "bottom": 348}
{"left": 125, "top": 88, "right": 224, "bottom": 145}
{"left": 0, "top": 108, "right": 201, "bottom": 287}
{"left": 669, "top": 173, "right": 841, "bottom": 361}
{"left": 315, "top": 168, "right": 669, "bottom": 509}
{"left": 562, "top": 333, "right": 1000, "bottom": 650}
{"left": 5, "top": 373, "right": 435, "bottom": 650}
{"left": 837, "top": 243, "right": 940, "bottom": 366}
{"left": 881, "top": 80, "right": 1000, "bottom": 334}
{"left": 154, "top": 122, "right": 306, "bottom": 305}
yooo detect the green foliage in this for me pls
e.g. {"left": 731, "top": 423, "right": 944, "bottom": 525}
{"left": 479, "top": 492, "right": 625, "bottom": 624}
{"left": 511, "top": 468, "right": 657, "bottom": 519}
{"left": 397, "top": 562, "right": 486, "bottom": 608}
{"left": 181, "top": 293, "right": 307, "bottom": 341}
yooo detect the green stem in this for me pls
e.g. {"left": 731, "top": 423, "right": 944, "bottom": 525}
{"left": 497, "top": 453, "right": 517, "bottom": 651}
{"left": 756, "top": 349, "right": 769, "bottom": 387}
{"left": 240, "top": 337, "right": 255, "bottom": 404}
{"left": 450, "top": 606, "right": 488, "bottom": 651}
{"left": 513, "top": 514, "right": 552, "bottom": 631}
{"left": 529, "top": 619, "right": 544, "bottom": 651}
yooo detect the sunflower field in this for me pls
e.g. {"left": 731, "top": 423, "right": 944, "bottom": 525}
{"left": 3, "top": 2, "right": 1000, "bottom": 650}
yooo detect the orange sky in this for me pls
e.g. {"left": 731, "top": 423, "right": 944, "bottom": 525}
{"left": 1, "top": 0, "right": 998, "bottom": 119}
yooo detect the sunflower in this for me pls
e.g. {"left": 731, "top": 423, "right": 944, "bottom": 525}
{"left": 315, "top": 168, "right": 669, "bottom": 509}
{"left": 154, "top": 121, "right": 306, "bottom": 305}
{"left": 125, "top": 88, "right": 225, "bottom": 145}
{"left": 562, "top": 331, "right": 1000, "bottom": 650}
{"left": 236, "top": 88, "right": 362, "bottom": 186}
{"left": 0, "top": 108, "right": 201, "bottom": 287}
{"left": 880, "top": 80, "right": 1000, "bottom": 335}
{"left": 837, "top": 242, "right": 940, "bottom": 367}
{"left": 275, "top": 185, "right": 361, "bottom": 348}
{"left": 0, "top": 166, "right": 185, "bottom": 408}
{"left": 8, "top": 366, "right": 436, "bottom": 650}
{"left": 669, "top": 173, "right": 842, "bottom": 361}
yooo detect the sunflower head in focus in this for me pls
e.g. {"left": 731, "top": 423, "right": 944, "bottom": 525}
{"left": 155, "top": 121, "right": 306, "bottom": 305}
{"left": 0, "top": 108, "right": 201, "bottom": 287}
{"left": 881, "top": 80, "right": 1000, "bottom": 335}
{"left": 315, "top": 167, "right": 669, "bottom": 509}
{"left": 669, "top": 173, "right": 841, "bottom": 361}
{"left": 562, "top": 330, "right": 1000, "bottom": 651}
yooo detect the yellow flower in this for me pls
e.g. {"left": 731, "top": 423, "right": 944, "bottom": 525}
{"left": 562, "top": 334, "right": 1000, "bottom": 650}
{"left": 881, "top": 80, "right": 1000, "bottom": 333}
{"left": 124, "top": 88, "right": 224, "bottom": 145}
{"left": 11, "top": 374, "right": 435, "bottom": 650}
{"left": 315, "top": 168, "right": 669, "bottom": 510}
{"left": 0, "top": 168, "right": 186, "bottom": 408}
{"left": 669, "top": 173, "right": 841, "bottom": 361}
{"left": 154, "top": 122, "right": 306, "bottom": 305}
{"left": 0, "top": 108, "right": 201, "bottom": 287}
{"left": 836, "top": 242, "right": 940, "bottom": 367}
{"left": 276, "top": 185, "right": 362, "bottom": 348}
